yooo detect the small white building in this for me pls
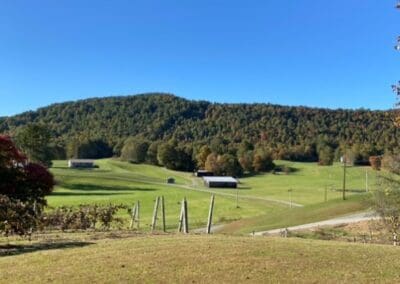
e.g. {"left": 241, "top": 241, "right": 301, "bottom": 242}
{"left": 68, "top": 159, "right": 95, "bottom": 168}
{"left": 203, "top": 176, "right": 238, "bottom": 188}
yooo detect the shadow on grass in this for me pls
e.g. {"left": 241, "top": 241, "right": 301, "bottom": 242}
{"left": 331, "top": 188, "right": 367, "bottom": 193}
{"left": 237, "top": 186, "right": 252, "bottom": 190}
{"left": 240, "top": 167, "right": 300, "bottom": 179}
{"left": 0, "top": 241, "right": 94, "bottom": 257}
{"left": 59, "top": 183, "right": 157, "bottom": 192}
{"left": 52, "top": 167, "right": 111, "bottom": 174}
{"left": 204, "top": 187, "right": 252, "bottom": 191}
{"left": 51, "top": 192, "right": 127, "bottom": 197}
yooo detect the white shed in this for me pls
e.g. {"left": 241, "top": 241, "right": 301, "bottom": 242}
{"left": 203, "top": 176, "right": 238, "bottom": 188}
{"left": 68, "top": 159, "right": 95, "bottom": 168}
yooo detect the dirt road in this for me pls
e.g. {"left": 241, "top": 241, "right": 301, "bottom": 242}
{"left": 253, "top": 211, "right": 377, "bottom": 236}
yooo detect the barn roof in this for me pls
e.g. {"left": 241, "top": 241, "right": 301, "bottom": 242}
{"left": 203, "top": 176, "right": 238, "bottom": 183}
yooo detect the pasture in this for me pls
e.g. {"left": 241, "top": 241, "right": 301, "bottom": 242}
{"left": 47, "top": 159, "right": 374, "bottom": 233}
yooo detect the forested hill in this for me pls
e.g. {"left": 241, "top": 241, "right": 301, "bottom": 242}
{"left": 0, "top": 93, "right": 398, "bottom": 160}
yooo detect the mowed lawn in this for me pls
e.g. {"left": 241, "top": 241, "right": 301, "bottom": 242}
{"left": 48, "top": 159, "right": 374, "bottom": 232}
{"left": 49, "top": 160, "right": 278, "bottom": 230}
{"left": 213, "top": 161, "right": 377, "bottom": 205}
{"left": 1, "top": 234, "right": 400, "bottom": 283}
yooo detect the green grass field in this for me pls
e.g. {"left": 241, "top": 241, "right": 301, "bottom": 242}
{"left": 48, "top": 159, "right": 374, "bottom": 232}
{"left": 0, "top": 159, "right": 384, "bottom": 283}
{"left": 1, "top": 234, "right": 400, "bottom": 283}
{"left": 49, "top": 160, "right": 278, "bottom": 230}
{"left": 215, "top": 161, "right": 377, "bottom": 205}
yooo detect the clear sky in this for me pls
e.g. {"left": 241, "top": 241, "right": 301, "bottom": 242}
{"left": 0, "top": 0, "right": 399, "bottom": 116}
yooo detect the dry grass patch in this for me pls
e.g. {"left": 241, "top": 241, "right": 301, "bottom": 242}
{"left": 1, "top": 234, "right": 400, "bottom": 283}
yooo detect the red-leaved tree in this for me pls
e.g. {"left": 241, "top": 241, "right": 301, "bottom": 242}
{"left": 0, "top": 135, "right": 54, "bottom": 237}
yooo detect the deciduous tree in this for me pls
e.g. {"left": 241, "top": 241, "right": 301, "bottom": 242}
{"left": 15, "top": 124, "right": 53, "bottom": 167}
{"left": 196, "top": 145, "right": 211, "bottom": 169}
{"left": 0, "top": 135, "right": 54, "bottom": 237}
{"left": 121, "top": 137, "right": 149, "bottom": 163}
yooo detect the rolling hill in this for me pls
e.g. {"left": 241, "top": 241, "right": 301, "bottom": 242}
{"left": 0, "top": 93, "right": 398, "bottom": 160}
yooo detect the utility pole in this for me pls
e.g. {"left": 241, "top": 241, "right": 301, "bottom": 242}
{"left": 342, "top": 148, "right": 347, "bottom": 201}
{"left": 365, "top": 169, "right": 369, "bottom": 193}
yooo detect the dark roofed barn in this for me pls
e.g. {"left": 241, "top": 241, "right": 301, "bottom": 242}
{"left": 196, "top": 170, "right": 214, "bottom": 177}
{"left": 203, "top": 176, "right": 238, "bottom": 188}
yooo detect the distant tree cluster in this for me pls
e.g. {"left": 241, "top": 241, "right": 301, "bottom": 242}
{"left": 66, "top": 137, "right": 112, "bottom": 159}
{"left": 0, "top": 94, "right": 397, "bottom": 165}
{"left": 119, "top": 137, "right": 275, "bottom": 176}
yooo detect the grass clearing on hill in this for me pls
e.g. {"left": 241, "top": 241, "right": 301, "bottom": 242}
{"left": 49, "top": 160, "right": 277, "bottom": 231}
{"left": 1, "top": 234, "right": 399, "bottom": 283}
{"left": 48, "top": 159, "right": 373, "bottom": 232}
{"left": 216, "top": 161, "right": 377, "bottom": 205}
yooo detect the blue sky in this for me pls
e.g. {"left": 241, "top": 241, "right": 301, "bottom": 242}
{"left": 0, "top": 0, "right": 399, "bottom": 116}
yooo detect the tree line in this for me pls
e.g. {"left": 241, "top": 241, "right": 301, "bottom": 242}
{"left": 0, "top": 93, "right": 398, "bottom": 169}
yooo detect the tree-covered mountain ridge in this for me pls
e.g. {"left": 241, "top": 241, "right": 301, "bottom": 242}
{"left": 0, "top": 93, "right": 398, "bottom": 157}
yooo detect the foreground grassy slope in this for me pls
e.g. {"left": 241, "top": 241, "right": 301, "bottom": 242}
{"left": 1, "top": 234, "right": 399, "bottom": 283}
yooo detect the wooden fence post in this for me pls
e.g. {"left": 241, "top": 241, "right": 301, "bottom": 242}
{"left": 151, "top": 197, "right": 160, "bottom": 232}
{"left": 178, "top": 200, "right": 184, "bottom": 233}
{"left": 130, "top": 203, "right": 137, "bottom": 229}
{"left": 183, "top": 197, "right": 189, "bottom": 234}
{"left": 136, "top": 201, "right": 140, "bottom": 229}
{"left": 206, "top": 195, "right": 215, "bottom": 234}
{"left": 161, "top": 196, "right": 166, "bottom": 232}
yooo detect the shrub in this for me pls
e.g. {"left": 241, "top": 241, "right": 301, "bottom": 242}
{"left": 382, "top": 154, "right": 400, "bottom": 174}
{"left": 41, "top": 204, "right": 127, "bottom": 231}
{"left": 318, "top": 146, "right": 334, "bottom": 166}
{"left": 0, "top": 135, "right": 54, "bottom": 237}
{"left": 369, "top": 156, "right": 382, "bottom": 171}
{"left": 0, "top": 195, "right": 38, "bottom": 238}
{"left": 252, "top": 152, "right": 275, "bottom": 173}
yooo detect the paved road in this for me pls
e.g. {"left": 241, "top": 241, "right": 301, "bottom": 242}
{"left": 252, "top": 211, "right": 377, "bottom": 236}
